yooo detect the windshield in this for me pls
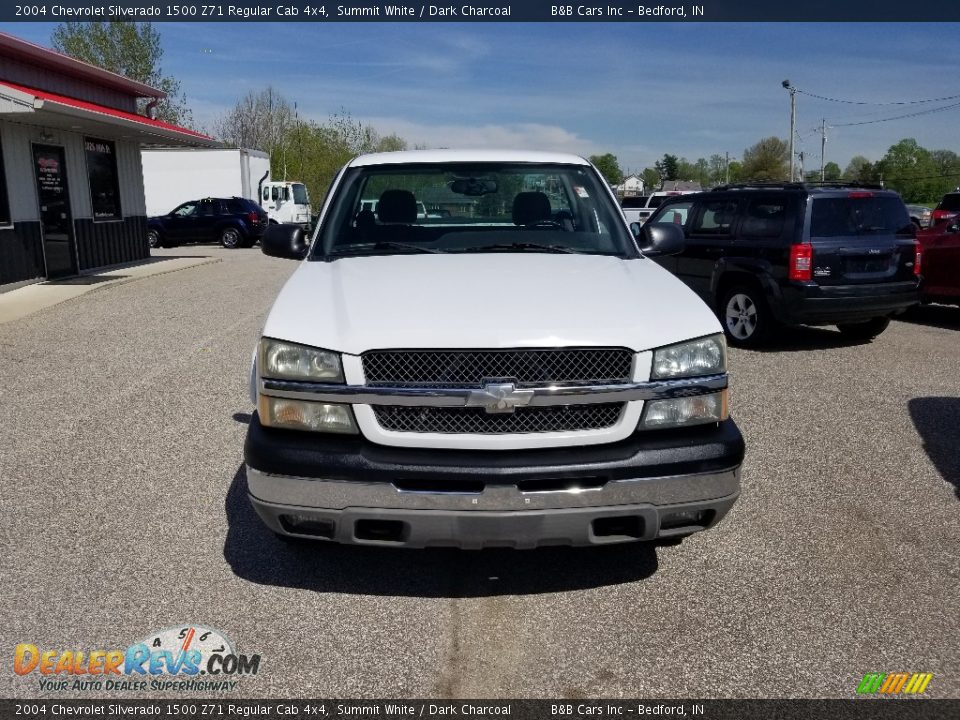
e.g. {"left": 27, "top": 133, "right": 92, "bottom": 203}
{"left": 314, "top": 162, "right": 637, "bottom": 258}
{"left": 292, "top": 183, "right": 309, "bottom": 205}
{"left": 810, "top": 196, "right": 912, "bottom": 237}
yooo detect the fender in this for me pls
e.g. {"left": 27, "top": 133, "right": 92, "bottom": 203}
{"left": 711, "top": 256, "right": 787, "bottom": 319}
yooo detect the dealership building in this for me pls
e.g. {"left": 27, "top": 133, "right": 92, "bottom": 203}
{"left": 0, "top": 32, "right": 216, "bottom": 289}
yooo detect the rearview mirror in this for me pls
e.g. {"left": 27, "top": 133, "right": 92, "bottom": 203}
{"left": 450, "top": 177, "right": 498, "bottom": 196}
{"left": 638, "top": 222, "right": 685, "bottom": 256}
{"left": 261, "top": 223, "right": 308, "bottom": 260}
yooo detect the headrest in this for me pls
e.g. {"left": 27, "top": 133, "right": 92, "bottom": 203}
{"left": 377, "top": 190, "right": 417, "bottom": 224}
{"left": 512, "top": 192, "right": 552, "bottom": 226}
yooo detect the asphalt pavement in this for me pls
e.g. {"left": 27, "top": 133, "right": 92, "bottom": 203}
{"left": 1, "top": 246, "right": 957, "bottom": 699}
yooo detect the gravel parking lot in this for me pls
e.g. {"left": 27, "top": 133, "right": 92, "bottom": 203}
{"left": 1, "top": 246, "right": 957, "bottom": 699}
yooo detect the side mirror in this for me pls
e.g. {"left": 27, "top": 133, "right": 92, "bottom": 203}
{"left": 638, "top": 222, "right": 685, "bottom": 256}
{"left": 630, "top": 222, "right": 642, "bottom": 237}
{"left": 261, "top": 223, "right": 308, "bottom": 260}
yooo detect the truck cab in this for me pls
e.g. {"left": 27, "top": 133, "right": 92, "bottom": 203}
{"left": 260, "top": 180, "right": 312, "bottom": 230}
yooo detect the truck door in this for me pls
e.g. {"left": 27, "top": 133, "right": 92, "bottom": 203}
{"left": 262, "top": 185, "right": 275, "bottom": 218}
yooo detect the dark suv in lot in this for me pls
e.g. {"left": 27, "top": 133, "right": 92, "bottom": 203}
{"left": 148, "top": 197, "right": 267, "bottom": 249}
{"left": 646, "top": 183, "right": 921, "bottom": 346}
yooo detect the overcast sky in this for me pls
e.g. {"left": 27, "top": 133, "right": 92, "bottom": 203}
{"left": 6, "top": 21, "right": 960, "bottom": 174}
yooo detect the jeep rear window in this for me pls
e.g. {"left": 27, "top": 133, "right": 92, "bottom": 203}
{"left": 937, "top": 193, "right": 960, "bottom": 211}
{"left": 810, "top": 197, "right": 912, "bottom": 237}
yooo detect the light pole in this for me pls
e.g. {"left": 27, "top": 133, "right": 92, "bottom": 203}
{"left": 783, "top": 80, "right": 796, "bottom": 182}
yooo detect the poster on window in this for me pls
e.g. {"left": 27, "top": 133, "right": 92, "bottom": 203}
{"left": 85, "top": 138, "right": 121, "bottom": 220}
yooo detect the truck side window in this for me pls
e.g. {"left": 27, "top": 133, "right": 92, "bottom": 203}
{"left": 271, "top": 187, "right": 279, "bottom": 202}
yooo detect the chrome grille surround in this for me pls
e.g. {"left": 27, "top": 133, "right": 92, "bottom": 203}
{"left": 373, "top": 403, "right": 624, "bottom": 435}
{"left": 361, "top": 348, "right": 633, "bottom": 388}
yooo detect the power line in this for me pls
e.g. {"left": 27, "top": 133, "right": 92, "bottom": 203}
{"left": 829, "top": 100, "right": 960, "bottom": 127}
{"left": 795, "top": 88, "right": 960, "bottom": 106}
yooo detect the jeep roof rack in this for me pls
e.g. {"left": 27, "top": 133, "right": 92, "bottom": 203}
{"left": 710, "top": 181, "right": 885, "bottom": 191}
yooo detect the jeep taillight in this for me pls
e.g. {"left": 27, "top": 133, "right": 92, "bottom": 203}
{"left": 248, "top": 211, "right": 260, "bottom": 224}
{"left": 789, "top": 243, "right": 812, "bottom": 281}
{"left": 914, "top": 241, "right": 922, "bottom": 276}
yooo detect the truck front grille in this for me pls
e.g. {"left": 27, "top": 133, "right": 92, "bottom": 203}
{"left": 373, "top": 403, "right": 624, "bottom": 435}
{"left": 362, "top": 348, "right": 633, "bottom": 388}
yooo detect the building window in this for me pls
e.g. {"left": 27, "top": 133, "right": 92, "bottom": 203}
{"left": 85, "top": 137, "right": 121, "bottom": 220}
{"left": 0, "top": 138, "right": 11, "bottom": 226}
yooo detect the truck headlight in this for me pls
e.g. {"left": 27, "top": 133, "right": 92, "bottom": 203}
{"left": 640, "top": 390, "right": 728, "bottom": 430}
{"left": 259, "top": 338, "right": 344, "bottom": 382}
{"left": 651, "top": 334, "right": 726, "bottom": 379}
{"left": 258, "top": 396, "right": 358, "bottom": 434}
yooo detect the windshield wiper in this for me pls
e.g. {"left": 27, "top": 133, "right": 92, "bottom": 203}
{"left": 458, "top": 242, "right": 582, "bottom": 254}
{"left": 332, "top": 241, "right": 443, "bottom": 256}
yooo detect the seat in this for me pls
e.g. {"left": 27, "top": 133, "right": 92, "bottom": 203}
{"left": 377, "top": 190, "right": 417, "bottom": 224}
{"left": 512, "top": 192, "right": 552, "bottom": 226}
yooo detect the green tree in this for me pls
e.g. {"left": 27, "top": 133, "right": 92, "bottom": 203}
{"left": 655, "top": 154, "right": 679, "bottom": 182}
{"left": 741, "top": 137, "right": 789, "bottom": 181}
{"left": 877, "top": 138, "right": 939, "bottom": 203}
{"left": 804, "top": 162, "right": 842, "bottom": 183}
{"left": 641, "top": 167, "right": 661, "bottom": 191}
{"left": 589, "top": 153, "right": 624, "bottom": 186}
{"left": 51, "top": 21, "right": 191, "bottom": 126}
{"left": 726, "top": 160, "right": 744, "bottom": 184}
{"left": 842, "top": 155, "right": 874, "bottom": 183}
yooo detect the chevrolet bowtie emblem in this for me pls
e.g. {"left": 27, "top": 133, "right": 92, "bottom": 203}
{"left": 466, "top": 382, "right": 535, "bottom": 414}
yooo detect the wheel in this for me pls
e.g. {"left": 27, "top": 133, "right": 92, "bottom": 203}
{"left": 220, "top": 226, "right": 242, "bottom": 249}
{"left": 720, "top": 285, "right": 774, "bottom": 347}
{"left": 147, "top": 229, "right": 161, "bottom": 249}
{"left": 837, "top": 317, "right": 890, "bottom": 340}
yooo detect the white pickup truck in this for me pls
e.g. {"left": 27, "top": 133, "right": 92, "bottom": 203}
{"left": 244, "top": 150, "right": 744, "bottom": 549}
{"left": 621, "top": 190, "right": 700, "bottom": 226}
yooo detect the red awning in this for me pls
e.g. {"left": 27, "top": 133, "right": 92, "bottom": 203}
{"left": 0, "top": 80, "right": 218, "bottom": 146}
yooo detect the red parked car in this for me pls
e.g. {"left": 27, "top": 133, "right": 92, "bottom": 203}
{"left": 916, "top": 219, "right": 960, "bottom": 305}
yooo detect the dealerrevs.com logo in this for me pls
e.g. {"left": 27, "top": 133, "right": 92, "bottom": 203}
{"left": 14, "top": 625, "right": 261, "bottom": 692}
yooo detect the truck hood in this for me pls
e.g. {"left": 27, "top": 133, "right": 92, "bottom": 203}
{"left": 262, "top": 253, "right": 721, "bottom": 355}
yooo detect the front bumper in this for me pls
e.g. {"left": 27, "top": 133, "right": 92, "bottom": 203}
{"left": 778, "top": 281, "right": 919, "bottom": 325}
{"left": 244, "top": 414, "right": 745, "bottom": 548}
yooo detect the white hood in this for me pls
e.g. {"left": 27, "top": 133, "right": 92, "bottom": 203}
{"left": 262, "top": 253, "right": 720, "bottom": 356}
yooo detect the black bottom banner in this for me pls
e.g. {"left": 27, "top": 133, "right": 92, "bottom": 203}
{"left": 1, "top": 699, "right": 957, "bottom": 720}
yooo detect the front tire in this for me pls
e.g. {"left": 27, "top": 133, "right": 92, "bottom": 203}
{"left": 147, "top": 229, "right": 161, "bottom": 249}
{"left": 720, "top": 285, "right": 774, "bottom": 347}
{"left": 220, "top": 226, "right": 242, "bottom": 249}
{"left": 837, "top": 317, "right": 890, "bottom": 340}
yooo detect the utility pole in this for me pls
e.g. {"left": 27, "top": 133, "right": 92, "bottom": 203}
{"left": 725, "top": 151, "right": 730, "bottom": 185}
{"left": 819, "top": 118, "right": 827, "bottom": 182}
{"left": 783, "top": 80, "right": 796, "bottom": 181}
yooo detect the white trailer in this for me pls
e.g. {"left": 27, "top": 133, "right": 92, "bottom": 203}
{"left": 141, "top": 147, "right": 311, "bottom": 228}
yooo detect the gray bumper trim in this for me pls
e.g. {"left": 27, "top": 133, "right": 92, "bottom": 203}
{"left": 246, "top": 464, "right": 740, "bottom": 512}
{"left": 249, "top": 492, "right": 740, "bottom": 549}
{"left": 246, "top": 464, "right": 741, "bottom": 548}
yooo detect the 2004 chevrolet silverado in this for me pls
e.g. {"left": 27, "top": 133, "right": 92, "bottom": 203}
{"left": 244, "top": 150, "right": 745, "bottom": 549}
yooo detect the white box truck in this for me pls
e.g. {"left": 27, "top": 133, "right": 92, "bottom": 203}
{"left": 141, "top": 147, "right": 312, "bottom": 229}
